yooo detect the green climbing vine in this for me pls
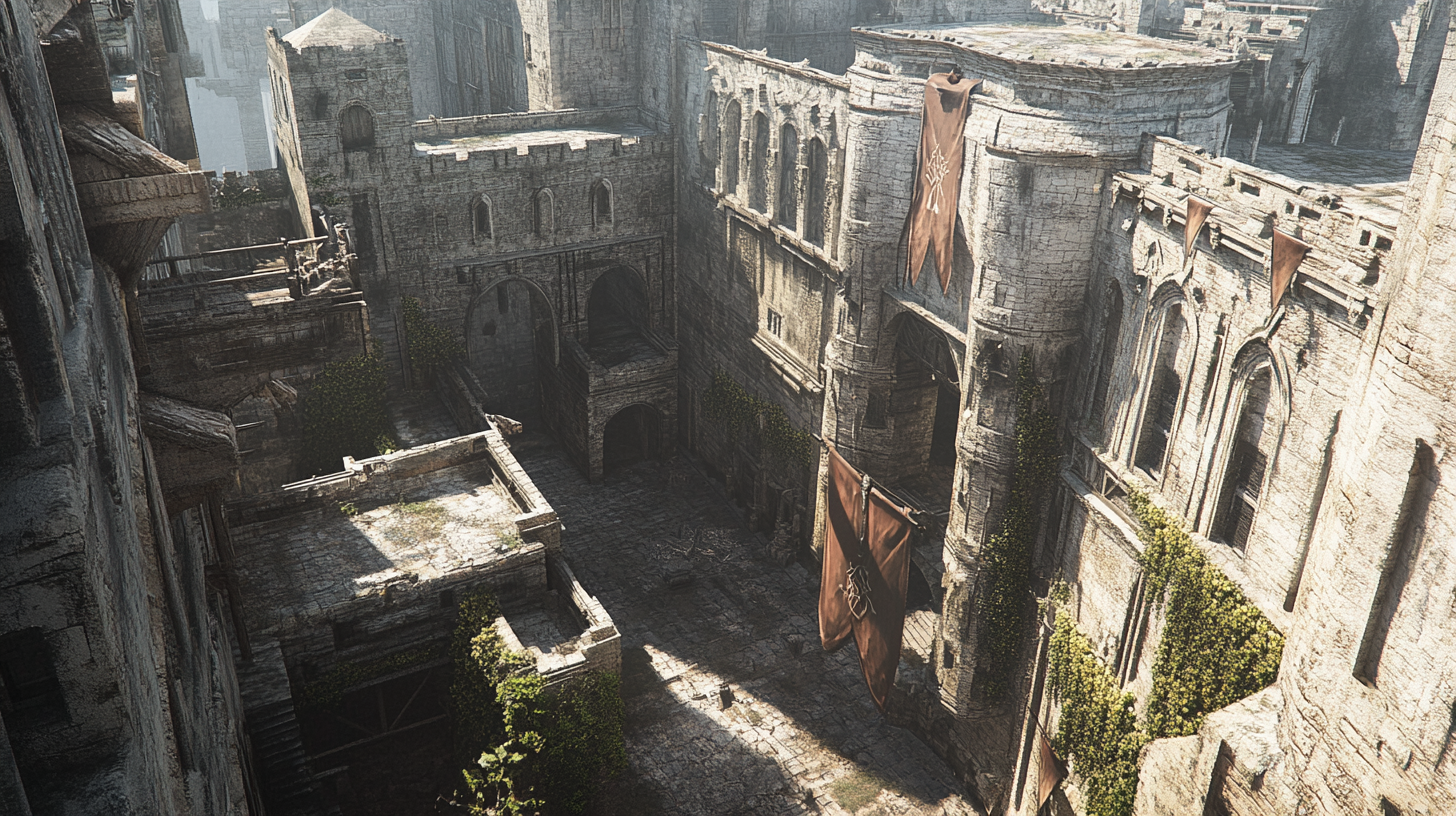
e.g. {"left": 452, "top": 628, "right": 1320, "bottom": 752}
{"left": 449, "top": 591, "right": 626, "bottom": 815}
{"left": 1047, "top": 615, "right": 1146, "bottom": 816}
{"left": 403, "top": 296, "right": 465, "bottom": 388}
{"left": 701, "top": 370, "right": 815, "bottom": 467}
{"left": 1129, "top": 490, "right": 1285, "bottom": 739}
{"left": 977, "top": 354, "right": 1059, "bottom": 698}
{"left": 299, "top": 348, "right": 398, "bottom": 477}
{"left": 1045, "top": 495, "right": 1286, "bottom": 816}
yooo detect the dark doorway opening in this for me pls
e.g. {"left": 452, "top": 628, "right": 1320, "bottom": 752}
{"left": 603, "top": 404, "right": 661, "bottom": 475}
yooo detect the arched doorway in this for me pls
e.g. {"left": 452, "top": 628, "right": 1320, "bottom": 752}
{"left": 586, "top": 266, "right": 651, "bottom": 367}
{"left": 602, "top": 404, "right": 661, "bottom": 475}
{"left": 883, "top": 313, "right": 962, "bottom": 497}
{"left": 466, "top": 279, "right": 557, "bottom": 428}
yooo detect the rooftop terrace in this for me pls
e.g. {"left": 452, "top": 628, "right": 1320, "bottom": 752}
{"left": 869, "top": 21, "right": 1230, "bottom": 66}
{"left": 412, "top": 106, "right": 655, "bottom": 156}
{"left": 1244, "top": 142, "right": 1415, "bottom": 227}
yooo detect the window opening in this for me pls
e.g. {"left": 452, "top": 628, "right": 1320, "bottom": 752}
{"left": 340, "top": 104, "right": 375, "bottom": 150}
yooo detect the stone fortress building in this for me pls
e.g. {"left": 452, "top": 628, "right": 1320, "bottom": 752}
{"left": 6, "top": 0, "right": 1456, "bottom": 815}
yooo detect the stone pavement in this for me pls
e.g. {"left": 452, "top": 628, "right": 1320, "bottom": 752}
{"left": 512, "top": 438, "right": 982, "bottom": 816}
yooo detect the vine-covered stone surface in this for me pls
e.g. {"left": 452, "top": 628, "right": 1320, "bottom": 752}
{"left": 1046, "top": 493, "right": 1285, "bottom": 816}
{"left": 700, "top": 369, "right": 815, "bottom": 467}
{"left": 977, "top": 354, "right": 1059, "bottom": 698}
{"left": 403, "top": 296, "right": 465, "bottom": 387}
{"left": 1048, "top": 615, "right": 1146, "bottom": 816}
{"left": 449, "top": 591, "right": 626, "bottom": 815}
{"left": 1129, "top": 490, "right": 1285, "bottom": 739}
{"left": 299, "top": 346, "right": 397, "bottom": 477}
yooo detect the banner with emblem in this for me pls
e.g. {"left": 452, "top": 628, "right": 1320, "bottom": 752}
{"left": 907, "top": 72, "right": 980, "bottom": 293}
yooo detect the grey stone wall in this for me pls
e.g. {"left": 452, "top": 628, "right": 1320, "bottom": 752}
{"left": 0, "top": 3, "right": 250, "bottom": 813}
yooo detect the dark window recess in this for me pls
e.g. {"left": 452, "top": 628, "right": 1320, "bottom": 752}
{"left": 340, "top": 105, "right": 375, "bottom": 150}
{"left": 481, "top": 321, "right": 498, "bottom": 337}
{"left": 0, "top": 629, "right": 66, "bottom": 727}
{"left": 593, "top": 183, "right": 612, "bottom": 225}
{"left": 1136, "top": 367, "right": 1181, "bottom": 474}
{"left": 1217, "top": 440, "right": 1267, "bottom": 551}
{"left": 766, "top": 308, "right": 783, "bottom": 337}
{"left": 864, "top": 389, "right": 889, "bottom": 429}
{"left": 313, "top": 92, "right": 329, "bottom": 119}
{"left": 474, "top": 200, "right": 492, "bottom": 240}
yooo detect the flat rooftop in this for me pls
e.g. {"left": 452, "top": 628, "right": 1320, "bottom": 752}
{"left": 414, "top": 120, "right": 654, "bottom": 156}
{"left": 871, "top": 22, "right": 1228, "bottom": 65}
{"left": 1245, "top": 142, "right": 1415, "bottom": 227}
{"left": 232, "top": 458, "right": 528, "bottom": 628}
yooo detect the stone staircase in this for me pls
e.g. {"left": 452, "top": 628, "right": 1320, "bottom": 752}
{"left": 237, "top": 636, "right": 331, "bottom": 816}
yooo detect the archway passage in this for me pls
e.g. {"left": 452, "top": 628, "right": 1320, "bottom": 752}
{"left": 883, "top": 315, "right": 961, "bottom": 508}
{"left": 587, "top": 267, "right": 653, "bottom": 367}
{"left": 467, "top": 280, "right": 557, "bottom": 428}
{"left": 602, "top": 404, "right": 661, "bottom": 476}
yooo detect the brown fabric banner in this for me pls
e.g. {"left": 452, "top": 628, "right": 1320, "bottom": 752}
{"left": 907, "top": 73, "right": 979, "bottom": 294}
{"left": 1271, "top": 229, "right": 1312, "bottom": 311}
{"left": 1184, "top": 197, "right": 1213, "bottom": 256}
{"left": 851, "top": 487, "right": 914, "bottom": 712}
{"left": 1035, "top": 728, "right": 1067, "bottom": 810}
{"left": 820, "top": 443, "right": 865, "bottom": 653}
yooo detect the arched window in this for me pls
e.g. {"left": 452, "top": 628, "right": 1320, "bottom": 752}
{"left": 805, "top": 137, "right": 828, "bottom": 245}
{"left": 473, "top": 196, "right": 493, "bottom": 241}
{"left": 340, "top": 104, "right": 374, "bottom": 150}
{"left": 749, "top": 112, "right": 769, "bottom": 212}
{"left": 592, "top": 180, "right": 613, "bottom": 227}
{"left": 1213, "top": 364, "right": 1274, "bottom": 551}
{"left": 1134, "top": 302, "right": 1186, "bottom": 476}
{"left": 1090, "top": 281, "right": 1125, "bottom": 433}
{"left": 701, "top": 92, "right": 719, "bottom": 182}
{"left": 534, "top": 188, "right": 555, "bottom": 236}
{"left": 777, "top": 123, "right": 799, "bottom": 231}
{"left": 721, "top": 99, "right": 741, "bottom": 195}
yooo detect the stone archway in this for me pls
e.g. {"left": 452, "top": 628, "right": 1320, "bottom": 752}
{"left": 465, "top": 278, "right": 558, "bottom": 428}
{"left": 586, "top": 266, "right": 651, "bottom": 367}
{"left": 601, "top": 403, "right": 662, "bottom": 476}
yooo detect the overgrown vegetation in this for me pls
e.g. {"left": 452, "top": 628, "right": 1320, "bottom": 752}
{"left": 701, "top": 370, "right": 815, "bottom": 467}
{"left": 299, "top": 348, "right": 397, "bottom": 477}
{"left": 1130, "top": 490, "right": 1285, "bottom": 739}
{"left": 404, "top": 296, "right": 465, "bottom": 388}
{"left": 450, "top": 591, "right": 626, "bottom": 815}
{"left": 1046, "top": 492, "right": 1286, "bottom": 816}
{"left": 977, "top": 354, "right": 1059, "bottom": 698}
{"left": 1047, "top": 616, "right": 1146, "bottom": 816}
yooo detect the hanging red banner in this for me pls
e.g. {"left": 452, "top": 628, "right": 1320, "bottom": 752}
{"left": 907, "top": 73, "right": 980, "bottom": 293}
{"left": 817, "top": 444, "right": 915, "bottom": 712}
{"left": 1185, "top": 197, "right": 1213, "bottom": 256}
{"left": 1271, "top": 229, "right": 1311, "bottom": 311}
{"left": 820, "top": 443, "right": 865, "bottom": 653}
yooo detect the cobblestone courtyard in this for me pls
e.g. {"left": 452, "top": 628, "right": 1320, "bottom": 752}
{"left": 511, "top": 439, "right": 981, "bottom": 816}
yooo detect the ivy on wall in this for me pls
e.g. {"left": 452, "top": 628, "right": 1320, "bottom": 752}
{"left": 1045, "top": 495, "right": 1286, "bottom": 816}
{"left": 403, "top": 296, "right": 465, "bottom": 388}
{"left": 1129, "top": 490, "right": 1285, "bottom": 739}
{"left": 977, "top": 354, "right": 1059, "bottom": 698}
{"left": 1048, "top": 614, "right": 1146, "bottom": 816}
{"left": 299, "top": 348, "right": 397, "bottom": 477}
{"left": 701, "top": 369, "right": 815, "bottom": 467}
{"left": 449, "top": 591, "right": 626, "bottom": 815}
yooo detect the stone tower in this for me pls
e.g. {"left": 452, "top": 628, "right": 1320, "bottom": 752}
{"left": 266, "top": 8, "right": 413, "bottom": 239}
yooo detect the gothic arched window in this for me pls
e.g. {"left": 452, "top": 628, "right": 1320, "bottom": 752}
{"left": 340, "top": 104, "right": 374, "bottom": 150}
